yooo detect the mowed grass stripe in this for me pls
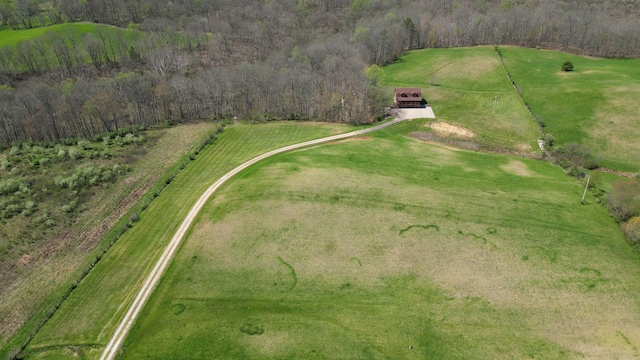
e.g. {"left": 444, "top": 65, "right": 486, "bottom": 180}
{"left": 24, "top": 122, "right": 353, "bottom": 358}
{"left": 120, "top": 122, "right": 640, "bottom": 359}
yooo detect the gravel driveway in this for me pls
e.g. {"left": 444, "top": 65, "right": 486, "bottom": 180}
{"left": 391, "top": 106, "right": 436, "bottom": 120}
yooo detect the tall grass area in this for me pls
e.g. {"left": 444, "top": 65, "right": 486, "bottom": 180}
{"left": 21, "top": 122, "right": 354, "bottom": 359}
{"left": 0, "top": 23, "right": 116, "bottom": 48}
{"left": 500, "top": 46, "right": 640, "bottom": 172}
{"left": 382, "top": 47, "right": 541, "bottom": 151}
{"left": 118, "top": 119, "right": 640, "bottom": 359}
{"left": 0, "top": 122, "right": 219, "bottom": 359}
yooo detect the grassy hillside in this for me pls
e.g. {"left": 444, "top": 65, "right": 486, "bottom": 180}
{"left": 0, "top": 23, "right": 115, "bottom": 48}
{"left": 21, "top": 122, "right": 355, "bottom": 359}
{"left": 499, "top": 46, "right": 640, "bottom": 172}
{"left": 117, "top": 119, "right": 640, "bottom": 359}
{"left": 12, "top": 45, "right": 640, "bottom": 359}
{"left": 382, "top": 47, "right": 541, "bottom": 152}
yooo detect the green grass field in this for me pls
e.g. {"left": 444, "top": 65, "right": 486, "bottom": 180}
{"left": 116, "top": 119, "right": 640, "bottom": 359}
{"left": 499, "top": 46, "right": 640, "bottom": 172}
{"left": 0, "top": 23, "right": 116, "bottom": 48}
{"left": 21, "top": 122, "right": 355, "bottom": 359}
{"left": 382, "top": 47, "right": 541, "bottom": 151}
{"left": 13, "top": 46, "right": 640, "bottom": 359}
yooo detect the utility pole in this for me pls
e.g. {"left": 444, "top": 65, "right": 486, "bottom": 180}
{"left": 581, "top": 175, "right": 591, "bottom": 204}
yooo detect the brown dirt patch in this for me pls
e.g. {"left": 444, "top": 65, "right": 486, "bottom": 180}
{"left": 516, "top": 143, "right": 533, "bottom": 152}
{"left": 16, "top": 254, "right": 32, "bottom": 267}
{"left": 500, "top": 160, "right": 533, "bottom": 177}
{"left": 428, "top": 122, "right": 475, "bottom": 139}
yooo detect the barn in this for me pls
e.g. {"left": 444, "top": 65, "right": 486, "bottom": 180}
{"left": 394, "top": 88, "right": 423, "bottom": 108}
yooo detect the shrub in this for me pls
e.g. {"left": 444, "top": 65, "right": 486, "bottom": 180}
{"left": 542, "top": 133, "right": 555, "bottom": 148}
{"left": 553, "top": 143, "right": 599, "bottom": 170}
{"left": 55, "top": 165, "right": 121, "bottom": 189}
{"left": 607, "top": 180, "right": 640, "bottom": 222}
{"left": 21, "top": 201, "right": 36, "bottom": 217}
{"left": 38, "top": 157, "right": 50, "bottom": 166}
{"left": 61, "top": 199, "right": 77, "bottom": 213}
{"left": 3, "top": 203, "right": 21, "bottom": 218}
{"left": 622, "top": 217, "right": 640, "bottom": 245}
{"left": 68, "top": 148, "right": 82, "bottom": 160}
{"left": 561, "top": 61, "right": 574, "bottom": 71}
{"left": 130, "top": 213, "right": 139, "bottom": 223}
{"left": 0, "top": 178, "right": 30, "bottom": 195}
{"left": 34, "top": 211, "right": 51, "bottom": 225}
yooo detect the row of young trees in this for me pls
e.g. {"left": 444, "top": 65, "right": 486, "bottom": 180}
{"left": 2, "top": 0, "right": 640, "bottom": 145}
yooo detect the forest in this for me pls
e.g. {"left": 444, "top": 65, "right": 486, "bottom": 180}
{"left": 1, "top": 0, "right": 640, "bottom": 145}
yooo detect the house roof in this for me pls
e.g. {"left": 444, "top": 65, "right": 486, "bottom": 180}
{"left": 394, "top": 88, "right": 421, "bottom": 100}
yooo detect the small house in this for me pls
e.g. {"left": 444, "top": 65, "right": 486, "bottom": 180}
{"left": 394, "top": 88, "right": 423, "bottom": 108}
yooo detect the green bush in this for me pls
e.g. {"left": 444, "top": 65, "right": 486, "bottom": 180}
{"left": 61, "top": 199, "right": 78, "bottom": 213}
{"left": 0, "top": 178, "right": 30, "bottom": 195}
{"left": 21, "top": 201, "right": 36, "bottom": 217}
{"left": 3, "top": 203, "right": 21, "bottom": 218}
{"left": 542, "top": 133, "right": 555, "bottom": 148}
{"left": 55, "top": 165, "right": 122, "bottom": 189}
{"left": 561, "top": 61, "right": 574, "bottom": 71}
{"left": 68, "top": 148, "right": 82, "bottom": 160}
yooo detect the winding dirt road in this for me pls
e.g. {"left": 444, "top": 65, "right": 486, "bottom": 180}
{"left": 100, "top": 115, "right": 412, "bottom": 360}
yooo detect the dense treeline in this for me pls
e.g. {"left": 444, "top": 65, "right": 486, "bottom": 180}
{"left": 1, "top": 0, "right": 640, "bottom": 145}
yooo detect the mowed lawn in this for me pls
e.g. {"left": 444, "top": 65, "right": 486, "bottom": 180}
{"left": 22, "top": 122, "right": 354, "bottom": 359}
{"left": 122, "top": 119, "right": 640, "bottom": 359}
{"left": 382, "top": 47, "right": 541, "bottom": 151}
{"left": 500, "top": 46, "right": 640, "bottom": 172}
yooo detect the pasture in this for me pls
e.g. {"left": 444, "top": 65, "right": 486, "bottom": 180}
{"left": 0, "top": 23, "right": 119, "bottom": 48}
{"left": 500, "top": 46, "right": 640, "bottom": 172}
{"left": 21, "top": 122, "right": 354, "bottom": 359}
{"left": 119, "top": 119, "right": 640, "bottom": 359}
{"left": 14, "top": 46, "right": 640, "bottom": 359}
{"left": 382, "top": 47, "right": 541, "bottom": 152}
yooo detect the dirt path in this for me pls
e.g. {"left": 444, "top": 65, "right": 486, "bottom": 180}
{"left": 99, "top": 116, "right": 413, "bottom": 360}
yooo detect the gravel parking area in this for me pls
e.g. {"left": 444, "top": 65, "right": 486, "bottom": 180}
{"left": 391, "top": 106, "right": 436, "bottom": 120}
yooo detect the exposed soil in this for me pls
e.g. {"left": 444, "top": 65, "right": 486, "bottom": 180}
{"left": 428, "top": 122, "right": 475, "bottom": 139}
{"left": 596, "top": 167, "right": 637, "bottom": 179}
{"left": 500, "top": 160, "right": 533, "bottom": 177}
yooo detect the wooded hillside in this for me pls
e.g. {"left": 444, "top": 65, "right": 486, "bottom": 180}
{"left": 1, "top": 0, "right": 640, "bottom": 145}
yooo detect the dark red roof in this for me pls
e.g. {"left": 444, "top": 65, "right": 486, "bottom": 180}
{"left": 394, "top": 88, "right": 421, "bottom": 100}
